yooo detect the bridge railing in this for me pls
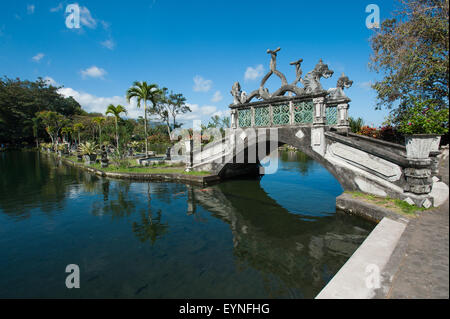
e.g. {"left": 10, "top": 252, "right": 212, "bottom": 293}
{"left": 231, "top": 94, "right": 349, "bottom": 129}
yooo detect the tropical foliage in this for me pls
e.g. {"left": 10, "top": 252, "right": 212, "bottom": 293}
{"left": 369, "top": 0, "right": 449, "bottom": 132}
{"left": 126, "top": 81, "right": 162, "bottom": 156}
{"left": 396, "top": 97, "right": 449, "bottom": 135}
{"left": 78, "top": 142, "right": 99, "bottom": 156}
{"left": 0, "top": 77, "right": 82, "bottom": 144}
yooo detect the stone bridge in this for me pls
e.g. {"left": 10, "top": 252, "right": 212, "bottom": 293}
{"left": 186, "top": 48, "right": 437, "bottom": 208}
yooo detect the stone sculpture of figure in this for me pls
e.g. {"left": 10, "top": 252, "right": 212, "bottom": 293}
{"left": 303, "top": 59, "right": 334, "bottom": 93}
{"left": 328, "top": 72, "right": 353, "bottom": 99}
{"left": 231, "top": 82, "right": 243, "bottom": 105}
{"left": 267, "top": 47, "right": 281, "bottom": 71}
{"left": 259, "top": 47, "right": 288, "bottom": 89}
{"left": 101, "top": 145, "right": 109, "bottom": 167}
{"left": 290, "top": 58, "right": 304, "bottom": 86}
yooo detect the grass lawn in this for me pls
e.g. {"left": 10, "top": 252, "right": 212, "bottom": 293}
{"left": 63, "top": 155, "right": 211, "bottom": 176}
{"left": 346, "top": 191, "right": 428, "bottom": 216}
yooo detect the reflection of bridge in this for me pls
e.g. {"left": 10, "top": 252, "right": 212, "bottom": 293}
{"left": 186, "top": 181, "right": 371, "bottom": 298}
{"left": 190, "top": 48, "right": 436, "bottom": 208}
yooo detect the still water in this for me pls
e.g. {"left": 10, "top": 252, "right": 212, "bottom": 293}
{"left": 0, "top": 151, "right": 374, "bottom": 298}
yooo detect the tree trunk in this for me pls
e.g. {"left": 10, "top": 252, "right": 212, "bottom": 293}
{"left": 115, "top": 117, "right": 119, "bottom": 152}
{"left": 166, "top": 122, "right": 171, "bottom": 139}
{"left": 144, "top": 101, "right": 148, "bottom": 156}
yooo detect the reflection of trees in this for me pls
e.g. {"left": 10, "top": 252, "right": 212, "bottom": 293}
{"left": 91, "top": 182, "right": 135, "bottom": 219}
{"left": 132, "top": 209, "right": 169, "bottom": 245}
{"left": 279, "top": 150, "right": 313, "bottom": 175}
{"left": 0, "top": 152, "right": 75, "bottom": 219}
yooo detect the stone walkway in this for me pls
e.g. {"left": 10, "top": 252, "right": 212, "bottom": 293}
{"left": 386, "top": 150, "right": 449, "bottom": 299}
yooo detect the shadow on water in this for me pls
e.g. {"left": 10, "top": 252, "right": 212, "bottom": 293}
{"left": 0, "top": 151, "right": 374, "bottom": 298}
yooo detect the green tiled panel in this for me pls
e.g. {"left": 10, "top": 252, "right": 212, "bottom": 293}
{"left": 272, "top": 104, "right": 290, "bottom": 126}
{"left": 254, "top": 106, "right": 270, "bottom": 126}
{"left": 238, "top": 108, "right": 252, "bottom": 127}
{"left": 293, "top": 101, "right": 313, "bottom": 124}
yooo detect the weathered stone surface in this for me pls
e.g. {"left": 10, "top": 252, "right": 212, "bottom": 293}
{"left": 295, "top": 129, "right": 305, "bottom": 139}
{"left": 328, "top": 142, "right": 402, "bottom": 182}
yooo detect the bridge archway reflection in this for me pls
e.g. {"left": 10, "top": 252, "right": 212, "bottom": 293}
{"left": 188, "top": 164, "right": 373, "bottom": 298}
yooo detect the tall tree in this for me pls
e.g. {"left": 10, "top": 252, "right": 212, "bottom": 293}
{"left": 369, "top": 0, "right": 449, "bottom": 125}
{"left": 92, "top": 117, "right": 106, "bottom": 142}
{"left": 126, "top": 82, "right": 162, "bottom": 156}
{"left": 73, "top": 123, "right": 85, "bottom": 145}
{"left": 151, "top": 87, "right": 171, "bottom": 136}
{"left": 167, "top": 92, "right": 191, "bottom": 130}
{"left": 31, "top": 117, "right": 41, "bottom": 148}
{"left": 0, "top": 77, "right": 82, "bottom": 144}
{"left": 35, "top": 111, "right": 67, "bottom": 149}
{"left": 106, "top": 104, "right": 127, "bottom": 151}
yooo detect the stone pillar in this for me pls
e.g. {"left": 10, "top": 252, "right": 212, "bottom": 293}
{"left": 404, "top": 160, "right": 433, "bottom": 195}
{"left": 313, "top": 97, "right": 326, "bottom": 126}
{"left": 289, "top": 101, "right": 294, "bottom": 125}
{"left": 231, "top": 109, "right": 238, "bottom": 129}
{"left": 185, "top": 139, "right": 194, "bottom": 172}
{"left": 337, "top": 103, "right": 349, "bottom": 127}
{"left": 429, "top": 151, "right": 440, "bottom": 176}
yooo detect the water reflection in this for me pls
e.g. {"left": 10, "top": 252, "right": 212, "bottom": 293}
{"left": 0, "top": 151, "right": 373, "bottom": 298}
{"left": 0, "top": 152, "right": 74, "bottom": 220}
{"left": 132, "top": 210, "right": 169, "bottom": 245}
{"left": 192, "top": 180, "right": 370, "bottom": 298}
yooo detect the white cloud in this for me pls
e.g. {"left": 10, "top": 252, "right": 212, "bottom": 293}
{"left": 100, "top": 20, "right": 110, "bottom": 30}
{"left": 50, "top": 3, "right": 63, "bottom": 12}
{"left": 201, "top": 105, "right": 217, "bottom": 115}
{"left": 32, "top": 53, "right": 45, "bottom": 62}
{"left": 80, "top": 6, "right": 97, "bottom": 29}
{"left": 57, "top": 84, "right": 229, "bottom": 126}
{"left": 58, "top": 87, "right": 142, "bottom": 118}
{"left": 43, "top": 76, "right": 58, "bottom": 86}
{"left": 27, "top": 4, "right": 35, "bottom": 15}
{"left": 80, "top": 66, "right": 107, "bottom": 79}
{"left": 100, "top": 39, "right": 115, "bottom": 50}
{"left": 245, "top": 64, "right": 264, "bottom": 81}
{"left": 193, "top": 75, "right": 212, "bottom": 92}
{"left": 211, "top": 91, "right": 223, "bottom": 103}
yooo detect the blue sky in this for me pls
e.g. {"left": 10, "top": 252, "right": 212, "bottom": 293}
{"left": 0, "top": 0, "right": 399, "bottom": 127}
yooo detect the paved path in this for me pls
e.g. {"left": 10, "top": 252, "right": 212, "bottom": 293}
{"left": 386, "top": 150, "right": 449, "bottom": 299}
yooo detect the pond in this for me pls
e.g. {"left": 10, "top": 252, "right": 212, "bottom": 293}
{"left": 0, "top": 150, "right": 374, "bottom": 298}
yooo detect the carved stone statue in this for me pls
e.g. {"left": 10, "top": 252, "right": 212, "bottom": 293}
{"left": 328, "top": 73, "right": 353, "bottom": 100}
{"left": 303, "top": 59, "right": 334, "bottom": 93}
{"left": 290, "top": 58, "right": 304, "bottom": 86}
{"left": 101, "top": 145, "right": 109, "bottom": 168}
{"left": 231, "top": 82, "right": 244, "bottom": 105}
{"left": 229, "top": 49, "right": 350, "bottom": 105}
{"left": 260, "top": 47, "right": 288, "bottom": 89}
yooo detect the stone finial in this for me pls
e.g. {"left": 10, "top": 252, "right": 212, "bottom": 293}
{"left": 303, "top": 59, "right": 334, "bottom": 93}
{"left": 328, "top": 72, "right": 353, "bottom": 100}
{"left": 290, "top": 58, "right": 304, "bottom": 86}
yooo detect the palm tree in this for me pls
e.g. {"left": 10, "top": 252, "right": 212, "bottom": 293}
{"left": 126, "top": 81, "right": 162, "bottom": 156}
{"left": 73, "top": 123, "right": 85, "bottom": 146}
{"left": 106, "top": 104, "right": 127, "bottom": 152}
{"left": 92, "top": 117, "right": 106, "bottom": 143}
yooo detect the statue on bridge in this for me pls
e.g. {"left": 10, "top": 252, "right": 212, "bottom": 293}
{"left": 230, "top": 48, "right": 339, "bottom": 105}
{"left": 328, "top": 73, "right": 353, "bottom": 100}
{"left": 303, "top": 59, "right": 334, "bottom": 93}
